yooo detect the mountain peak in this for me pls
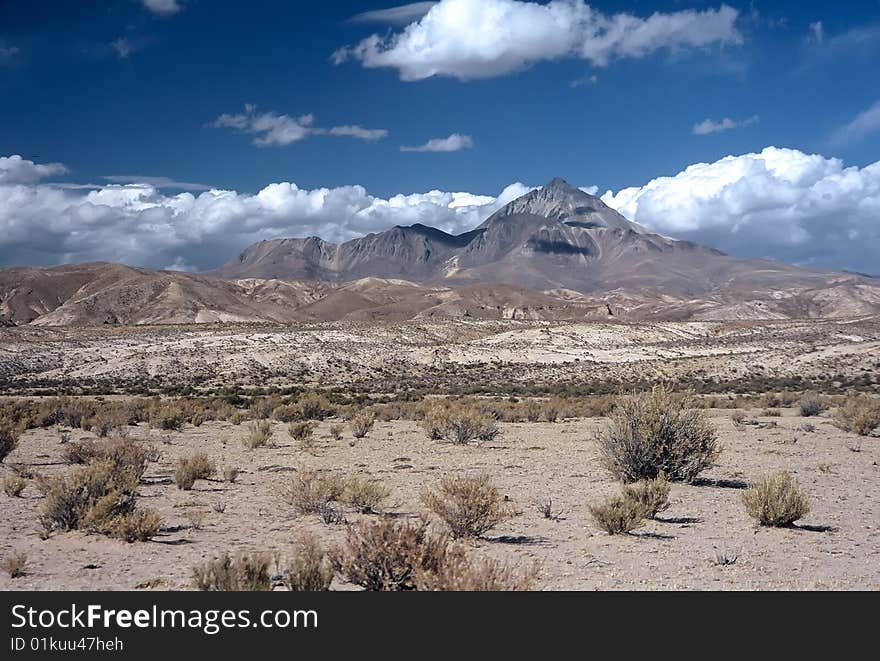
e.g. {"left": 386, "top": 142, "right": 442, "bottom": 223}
{"left": 544, "top": 177, "right": 578, "bottom": 192}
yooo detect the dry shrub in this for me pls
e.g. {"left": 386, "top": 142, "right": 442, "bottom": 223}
{"left": 111, "top": 509, "right": 163, "bottom": 542}
{"left": 343, "top": 476, "right": 391, "bottom": 514}
{"left": 742, "top": 471, "right": 810, "bottom": 527}
{"left": 283, "top": 533, "right": 333, "bottom": 591}
{"left": 249, "top": 395, "right": 281, "bottom": 420}
{"left": 294, "top": 392, "right": 333, "bottom": 421}
{"left": 730, "top": 410, "right": 746, "bottom": 425}
{"left": 332, "top": 518, "right": 461, "bottom": 591}
{"left": 597, "top": 386, "right": 720, "bottom": 483}
{"left": 62, "top": 437, "right": 149, "bottom": 479}
{"left": 797, "top": 394, "right": 825, "bottom": 417}
{"left": 222, "top": 466, "right": 240, "bottom": 484}
{"left": 0, "top": 426, "right": 19, "bottom": 463}
{"left": 421, "top": 474, "right": 514, "bottom": 539}
{"left": 2, "top": 552, "right": 27, "bottom": 578}
{"left": 588, "top": 494, "right": 645, "bottom": 535}
{"left": 173, "top": 452, "right": 216, "bottom": 490}
{"left": 39, "top": 460, "right": 139, "bottom": 535}
{"left": 281, "top": 469, "right": 345, "bottom": 516}
{"left": 349, "top": 412, "right": 375, "bottom": 439}
{"left": 417, "top": 555, "right": 538, "bottom": 591}
{"left": 833, "top": 394, "right": 880, "bottom": 436}
{"left": 148, "top": 403, "right": 186, "bottom": 431}
{"left": 621, "top": 475, "right": 670, "bottom": 519}
{"left": 288, "top": 421, "right": 315, "bottom": 448}
{"left": 243, "top": 420, "right": 273, "bottom": 449}
{"left": 421, "top": 405, "right": 501, "bottom": 444}
{"left": 329, "top": 424, "right": 344, "bottom": 441}
{"left": 192, "top": 552, "right": 273, "bottom": 591}
{"left": 3, "top": 475, "right": 26, "bottom": 497}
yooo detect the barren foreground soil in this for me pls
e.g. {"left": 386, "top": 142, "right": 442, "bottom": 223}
{"left": 2, "top": 408, "right": 878, "bottom": 591}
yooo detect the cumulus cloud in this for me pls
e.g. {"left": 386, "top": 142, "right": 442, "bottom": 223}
{"left": 0, "top": 154, "right": 529, "bottom": 270}
{"left": 333, "top": 0, "right": 742, "bottom": 81}
{"left": 142, "top": 0, "right": 181, "bottom": 15}
{"left": 212, "top": 105, "right": 388, "bottom": 147}
{"left": 601, "top": 147, "right": 880, "bottom": 273}
{"left": 401, "top": 133, "right": 473, "bottom": 152}
{"left": 808, "top": 21, "right": 824, "bottom": 44}
{"left": 692, "top": 115, "right": 759, "bottom": 135}
{"left": 103, "top": 176, "right": 212, "bottom": 191}
{"left": 4, "top": 149, "right": 879, "bottom": 274}
{"left": 349, "top": 2, "right": 438, "bottom": 25}
{"left": 831, "top": 99, "right": 880, "bottom": 146}
{"left": 0, "top": 155, "right": 67, "bottom": 184}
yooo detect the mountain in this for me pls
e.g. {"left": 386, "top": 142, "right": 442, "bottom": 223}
{"left": 2, "top": 178, "right": 880, "bottom": 325}
{"left": 212, "top": 178, "right": 844, "bottom": 294}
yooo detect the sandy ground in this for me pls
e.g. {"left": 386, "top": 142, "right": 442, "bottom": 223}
{"left": 2, "top": 408, "right": 878, "bottom": 591}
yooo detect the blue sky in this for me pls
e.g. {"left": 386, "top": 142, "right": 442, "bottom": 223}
{"left": 1, "top": 0, "right": 879, "bottom": 272}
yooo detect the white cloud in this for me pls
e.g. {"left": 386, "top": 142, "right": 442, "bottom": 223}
{"left": 692, "top": 114, "right": 759, "bottom": 135}
{"left": 0, "top": 43, "right": 19, "bottom": 60}
{"left": 4, "top": 149, "right": 879, "bottom": 274}
{"left": 569, "top": 74, "right": 598, "bottom": 88}
{"left": 212, "top": 105, "right": 388, "bottom": 146}
{"left": 0, "top": 154, "right": 528, "bottom": 270}
{"left": 809, "top": 21, "right": 824, "bottom": 44}
{"left": 401, "top": 133, "right": 473, "bottom": 152}
{"left": 600, "top": 147, "right": 880, "bottom": 273}
{"left": 103, "top": 176, "right": 212, "bottom": 191}
{"left": 349, "top": 2, "right": 438, "bottom": 25}
{"left": 831, "top": 99, "right": 880, "bottom": 146}
{"left": 327, "top": 125, "right": 389, "bottom": 141}
{"left": 334, "top": 0, "right": 742, "bottom": 81}
{"left": 0, "top": 155, "right": 67, "bottom": 184}
{"left": 142, "top": 0, "right": 181, "bottom": 15}
{"left": 111, "top": 37, "right": 134, "bottom": 59}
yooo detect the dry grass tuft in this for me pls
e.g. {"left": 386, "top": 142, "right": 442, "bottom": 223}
{"left": 192, "top": 552, "right": 273, "bottom": 591}
{"left": 349, "top": 412, "right": 375, "bottom": 439}
{"left": 343, "top": 476, "right": 391, "bottom": 514}
{"left": 3, "top": 475, "right": 27, "bottom": 497}
{"left": 283, "top": 533, "right": 333, "bottom": 591}
{"left": 588, "top": 494, "right": 645, "bottom": 535}
{"left": 742, "top": 471, "right": 810, "bottom": 527}
{"left": 111, "top": 509, "right": 163, "bottom": 542}
{"left": 243, "top": 420, "right": 273, "bottom": 449}
{"left": 281, "top": 469, "right": 345, "bottom": 516}
{"left": 833, "top": 394, "right": 880, "bottom": 436}
{"left": 0, "top": 425, "right": 19, "bottom": 463}
{"left": 417, "top": 555, "right": 539, "bottom": 591}
{"left": 597, "top": 386, "right": 720, "bottom": 483}
{"left": 2, "top": 551, "right": 27, "bottom": 578}
{"left": 621, "top": 475, "right": 670, "bottom": 519}
{"left": 173, "top": 452, "right": 216, "bottom": 490}
{"left": 421, "top": 404, "right": 501, "bottom": 444}
{"left": 421, "top": 474, "right": 515, "bottom": 538}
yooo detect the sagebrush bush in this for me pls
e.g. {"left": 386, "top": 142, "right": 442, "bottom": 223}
{"left": 621, "top": 475, "right": 670, "bottom": 519}
{"left": 39, "top": 460, "right": 139, "bottom": 535}
{"left": 833, "top": 394, "right": 880, "bottom": 436}
{"left": 288, "top": 421, "right": 314, "bottom": 442}
{"left": 416, "top": 555, "right": 538, "bottom": 591}
{"left": 597, "top": 386, "right": 720, "bottom": 483}
{"left": 332, "top": 518, "right": 461, "bottom": 591}
{"left": 343, "top": 476, "right": 390, "bottom": 514}
{"left": 0, "top": 426, "right": 19, "bottom": 463}
{"left": 421, "top": 405, "right": 501, "bottom": 444}
{"left": 588, "top": 494, "right": 645, "bottom": 535}
{"left": 329, "top": 424, "right": 344, "bottom": 441}
{"left": 797, "top": 394, "right": 825, "bottom": 417}
{"left": 349, "top": 412, "right": 375, "bottom": 439}
{"left": 2, "top": 552, "right": 27, "bottom": 578}
{"left": 294, "top": 393, "right": 334, "bottom": 421}
{"left": 3, "top": 475, "right": 26, "bottom": 497}
{"left": 63, "top": 437, "right": 149, "bottom": 479}
{"left": 111, "top": 509, "right": 163, "bottom": 542}
{"left": 421, "top": 474, "right": 514, "bottom": 538}
{"left": 173, "top": 452, "right": 216, "bottom": 490}
{"left": 282, "top": 469, "right": 345, "bottom": 516}
{"left": 222, "top": 466, "right": 240, "bottom": 484}
{"left": 283, "top": 534, "right": 333, "bottom": 591}
{"left": 742, "top": 471, "right": 810, "bottom": 527}
{"left": 192, "top": 552, "right": 273, "bottom": 591}
{"left": 244, "top": 420, "right": 273, "bottom": 449}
